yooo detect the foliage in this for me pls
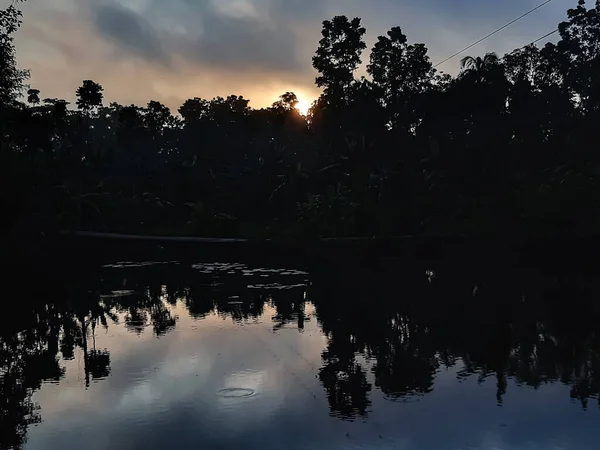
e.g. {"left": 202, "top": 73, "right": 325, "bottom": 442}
{"left": 368, "top": 26, "right": 435, "bottom": 131}
{"left": 3, "top": 2, "right": 600, "bottom": 239}
{"left": 0, "top": 6, "right": 28, "bottom": 106}
{"left": 76, "top": 80, "right": 104, "bottom": 112}
{"left": 313, "top": 16, "right": 367, "bottom": 102}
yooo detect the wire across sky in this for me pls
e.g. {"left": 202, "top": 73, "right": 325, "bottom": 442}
{"left": 434, "top": 0, "right": 555, "bottom": 68}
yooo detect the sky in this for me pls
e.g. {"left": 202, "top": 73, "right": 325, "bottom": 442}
{"left": 12, "top": 0, "right": 573, "bottom": 112}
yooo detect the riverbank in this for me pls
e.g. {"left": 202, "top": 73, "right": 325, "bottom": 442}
{"left": 4, "top": 229, "right": 600, "bottom": 281}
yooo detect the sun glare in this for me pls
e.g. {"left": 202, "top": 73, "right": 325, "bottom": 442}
{"left": 295, "top": 98, "right": 311, "bottom": 116}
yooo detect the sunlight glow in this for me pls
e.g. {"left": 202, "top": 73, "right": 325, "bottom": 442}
{"left": 295, "top": 98, "right": 311, "bottom": 116}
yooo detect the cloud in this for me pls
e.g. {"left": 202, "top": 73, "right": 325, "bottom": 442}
{"left": 210, "top": 0, "right": 261, "bottom": 20}
{"left": 87, "top": 0, "right": 325, "bottom": 76}
{"left": 181, "top": 0, "right": 324, "bottom": 74}
{"left": 192, "top": 8, "right": 302, "bottom": 73}
{"left": 91, "top": 1, "right": 170, "bottom": 66}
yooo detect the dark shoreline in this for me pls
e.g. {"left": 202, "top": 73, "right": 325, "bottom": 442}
{"left": 4, "top": 229, "right": 600, "bottom": 279}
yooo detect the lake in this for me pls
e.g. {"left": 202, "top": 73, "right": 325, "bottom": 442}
{"left": 3, "top": 254, "right": 600, "bottom": 450}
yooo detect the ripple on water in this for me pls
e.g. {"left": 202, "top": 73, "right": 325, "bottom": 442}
{"left": 100, "top": 290, "right": 137, "bottom": 298}
{"left": 102, "top": 261, "right": 179, "bottom": 268}
{"left": 247, "top": 283, "right": 307, "bottom": 290}
{"left": 382, "top": 394, "right": 422, "bottom": 403}
{"left": 217, "top": 388, "right": 256, "bottom": 398}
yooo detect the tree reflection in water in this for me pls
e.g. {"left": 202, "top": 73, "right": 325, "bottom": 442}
{"left": 311, "top": 261, "right": 600, "bottom": 416}
{"left": 3, "top": 258, "right": 600, "bottom": 448}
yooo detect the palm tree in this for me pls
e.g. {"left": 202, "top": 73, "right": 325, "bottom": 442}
{"left": 460, "top": 52, "right": 499, "bottom": 72}
{"left": 27, "top": 88, "right": 40, "bottom": 105}
{"left": 460, "top": 52, "right": 500, "bottom": 82}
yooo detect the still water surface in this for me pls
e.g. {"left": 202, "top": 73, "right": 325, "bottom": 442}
{"left": 4, "top": 258, "right": 600, "bottom": 449}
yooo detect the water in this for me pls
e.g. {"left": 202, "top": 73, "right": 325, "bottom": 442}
{"left": 3, "top": 257, "right": 600, "bottom": 450}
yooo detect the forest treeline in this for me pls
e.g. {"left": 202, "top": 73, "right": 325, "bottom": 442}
{"left": 1, "top": 0, "right": 600, "bottom": 238}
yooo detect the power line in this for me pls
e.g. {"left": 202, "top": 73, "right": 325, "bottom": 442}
{"left": 529, "top": 28, "right": 559, "bottom": 45}
{"left": 434, "top": 0, "right": 555, "bottom": 68}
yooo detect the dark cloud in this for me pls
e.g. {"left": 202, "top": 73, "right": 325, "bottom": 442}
{"left": 91, "top": 2, "right": 171, "bottom": 66}
{"left": 88, "top": 0, "right": 325, "bottom": 75}
{"left": 204, "top": 0, "right": 326, "bottom": 73}
{"left": 195, "top": 11, "right": 301, "bottom": 73}
{"left": 268, "top": 0, "right": 327, "bottom": 22}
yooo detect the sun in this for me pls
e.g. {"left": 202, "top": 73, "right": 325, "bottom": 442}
{"left": 295, "top": 98, "right": 311, "bottom": 116}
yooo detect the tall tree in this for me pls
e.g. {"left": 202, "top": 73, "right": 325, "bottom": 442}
{"left": 0, "top": 5, "right": 28, "bottom": 106}
{"left": 460, "top": 52, "right": 500, "bottom": 80}
{"left": 26, "top": 88, "right": 40, "bottom": 105}
{"left": 556, "top": 0, "right": 600, "bottom": 113}
{"left": 76, "top": 80, "right": 104, "bottom": 113}
{"left": 458, "top": 52, "right": 508, "bottom": 112}
{"left": 312, "top": 16, "right": 367, "bottom": 104}
{"left": 368, "top": 26, "right": 434, "bottom": 132}
{"left": 0, "top": 5, "right": 30, "bottom": 234}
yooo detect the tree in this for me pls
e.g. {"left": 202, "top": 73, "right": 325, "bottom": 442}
{"left": 502, "top": 44, "right": 563, "bottom": 89}
{"left": 312, "top": 16, "right": 367, "bottom": 103}
{"left": 368, "top": 27, "right": 434, "bottom": 95}
{"left": 460, "top": 52, "right": 500, "bottom": 79}
{"left": 503, "top": 43, "right": 572, "bottom": 148}
{"left": 0, "top": 5, "right": 28, "bottom": 106}
{"left": 26, "top": 88, "right": 40, "bottom": 105}
{"left": 76, "top": 80, "right": 104, "bottom": 113}
{"left": 144, "top": 100, "right": 172, "bottom": 131}
{"left": 178, "top": 97, "right": 209, "bottom": 124}
{"left": 209, "top": 95, "right": 250, "bottom": 119}
{"left": 368, "top": 26, "right": 434, "bottom": 131}
{"left": 0, "top": 5, "right": 30, "bottom": 236}
{"left": 267, "top": 92, "right": 306, "bottom": 139}
{"left": 556, "top": 0, "right": 600, "bottom": 113}
{"left": 458, "top": 52, "right": 508, "bottom": 113}
{"left": 504, "top": 45, "right": 542, "bottom": 87}
{"left": 271, "top": 92, "right": 299, "bottom": 112}
{"left": 4, "top": 0, "right": 600, "bottom": 240}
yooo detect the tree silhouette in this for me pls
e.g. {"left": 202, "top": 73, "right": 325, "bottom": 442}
{"left": 178, "top": 97, "right": 210, "bottom": 124}
{"left": 557, "top": 0, "right": 600, "bottom": 113}
{"left": 76, "top": 80, "right": 104, "bottom": 113}
{"left": 3, "top": 1, "right": 600, "bottom": 239}
{"left": 0, "top": 6, "right": 28, "bottom": 106}
{"left": 313, "top": 16, "right": 367, "bottom": 102}
{"left": 271, "top": 92, "right": 299, "bottom": 112}
{"left": 368, "top": 26, "right": 434, "bottom": 132}
{"left": 460, "top": 52, "right": 500, "bottom": 75}
{"left": 26, "top": 88, "right": 39, "bottom": 105}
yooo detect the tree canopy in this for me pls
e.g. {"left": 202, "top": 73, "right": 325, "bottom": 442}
{"left": 2, "top": 0, "right": 600, "bottom": 239}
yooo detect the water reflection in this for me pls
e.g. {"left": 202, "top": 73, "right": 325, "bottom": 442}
{"left": 312, "top": 263, "right": 600, "bottom": 423}
{"left": 3, "top": 259, "right": 600, "bottom": 449}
